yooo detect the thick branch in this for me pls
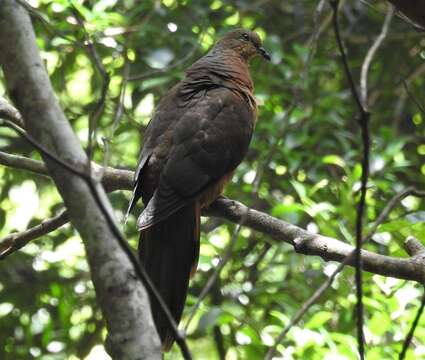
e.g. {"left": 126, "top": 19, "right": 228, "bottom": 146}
{"left": 0, "top": 2, "right": 161, "bottom": 358}
{"left": 205, "top": 198, "right": 425, "bottom": 283}
{"left": 1, "top": 152, "right": 425, "bottom": 284}
{"left": 0, "top": 151, "right": 133, "bottom": 191}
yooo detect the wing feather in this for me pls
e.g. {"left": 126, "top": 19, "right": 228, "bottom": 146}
{"left": 136, "top": 87, "right": 255, "bottom": 228}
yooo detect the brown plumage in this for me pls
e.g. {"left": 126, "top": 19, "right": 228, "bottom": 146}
{"left": 127, "top": 28, "right": 270, "bottom": 350}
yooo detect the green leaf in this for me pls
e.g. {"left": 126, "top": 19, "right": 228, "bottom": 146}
{"left": 305, "top": 311, "right": 332, "bottom": 329}
{"left": 290, "top": 180, "right": 307, "bottom": 201}
{"left": 322, "top": 154, "right": 345, "bottom": 168}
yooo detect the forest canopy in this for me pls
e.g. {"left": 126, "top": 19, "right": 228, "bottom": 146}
{"left": 0, "top": 0, "right": 424, "bottom": 359}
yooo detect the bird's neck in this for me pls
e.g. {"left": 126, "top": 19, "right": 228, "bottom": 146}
{"left": 184, "top": 49, "right": 255, "bottom": 108}
{"left": 193, "top": 49, "right": 253, "bottom": 88}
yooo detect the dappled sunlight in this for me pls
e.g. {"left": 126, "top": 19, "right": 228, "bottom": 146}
{"left": 0, "top": 0, "right": 424, "bottom": 359}
{"left": 8, "top": 181, "right": 39, "bottom": 232}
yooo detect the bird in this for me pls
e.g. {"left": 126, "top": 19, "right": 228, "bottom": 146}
{"left": 126, "top": 28, "right": 270, "bottom": 350}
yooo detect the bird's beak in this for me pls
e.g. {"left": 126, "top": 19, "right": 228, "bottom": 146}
{"left": 258, "top": 47, "right": 271, "bottom": 61}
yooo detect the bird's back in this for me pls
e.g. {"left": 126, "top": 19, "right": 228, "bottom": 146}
{"left": 127, "top": 28, "right": 268, "bottom": 350}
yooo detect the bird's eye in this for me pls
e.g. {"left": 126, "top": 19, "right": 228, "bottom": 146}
{"left": 242, "top": 33, "right": 250, "bottom": 41}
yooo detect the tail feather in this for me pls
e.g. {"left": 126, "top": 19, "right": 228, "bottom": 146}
{"left": 190, "top": 201, "right": 201, "bottom": 278}
{"left": 139, "top": 202, "right": 200, "bottom": 350}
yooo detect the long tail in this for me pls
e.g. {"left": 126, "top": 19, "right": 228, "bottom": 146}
{"left": 139, "top": 202, "right": 200, "bottom": 351}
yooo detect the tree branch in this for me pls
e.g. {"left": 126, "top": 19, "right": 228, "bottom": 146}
{"left": 0, "top": 210, "right": 68, "bottom": 259}
{"left": 0, "top": 150, "right": 134, "bottom": 192}
{"left": 360, "top": 6, "right": 394, "bottom": 108}
{"left": 331, "top": 0, "right": 371, "bottom": 355}
{"left": 0, "top": 151, "right": 48, "bottom": 176}
{"left": 0, "top": 2, "right": 162, "bottom": 358}
{"left": 399, "top": 290, "right": 425, "bottom": 360}
{"left": 206, "top": 197, "right": 425, "bottom": 283}
{"left": 1, "top": 151, "right": 425, "bottom": 283}
{"left": 69, "top": 4, "right": 110, "bottom": 163}
{"left": 0, "top": 96, "right": 25, "bottom": 128}
{"left": 399, "top": 237, "right": 425, "bottom": 360}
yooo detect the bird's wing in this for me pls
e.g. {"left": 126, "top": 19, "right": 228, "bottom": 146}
{"left": 137, "top": 87, "right": 255, "bottom": 230}
{"left": 125, "top": 151, "right": 150, "bottom": 222}
{"left": 125, "top": 86, "right": 180, "bottom": 221}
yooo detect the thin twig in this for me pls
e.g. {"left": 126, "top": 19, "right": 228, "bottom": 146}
{"left": 251, "top": 101, "right": 297, "bottom": 193}
{"left": 393, "top": 63, "right": 425, "bottom": 125}
{"left": 0, "top": 97, "right": 25, "bottom": 128}
{"left": 69, "top": 3, "right": 111, "bottom": 165}
{"left": 302, "top": 0, "right": 335, "bottom": 81}
{"left": 184, "top": 221, "right": 242, "bottom": 332}
{"left": 0, "top": 118, "right": 192, "bottom": 359}
{"left": 251, "top": 1, "right": 333, "bottom": 203}
{"left": 0, "top": 150, "right": 134, "bottom": 193}
{"left": 15, "top": 0, "right": 84, "bottom": 48}
{"left": 0, "top": 210, "right": 69, "bottom": 259}
{"left": 330, "top": 1, "right": 371, "bottom": 357}
{"left": 101, "top": 58, "right": 130, "bottom": 176}
{"left": 0, "top": 151, "right": 48, "bottom": 176}
{"left": 398, "top": 239, "right": 425, "bottom": 359}
{"left": 403, "top": 80, "right": 425, "bottom": 115}
{"left": 399, "top": 290, "right": 425, "bottom": 359}
{"left": 360, "top": 6, "right": 394, "bottom": 108}
{"left": 365, "top": 187, "right": 425, "bottom": 242}
{"left": 264, "top": 267, "right": 339, "bottom": 360}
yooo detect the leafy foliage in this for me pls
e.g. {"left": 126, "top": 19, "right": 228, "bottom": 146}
{"left": 0, "top": 0, "right": 424, "bottom": 359}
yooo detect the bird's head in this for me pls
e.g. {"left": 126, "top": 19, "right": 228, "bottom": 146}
{"left": 215, "top": 28, "right": 271, "bottom": 62}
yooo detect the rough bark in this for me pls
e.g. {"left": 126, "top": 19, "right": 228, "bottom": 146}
{"left": 0, "top": 1, "right": 161, "bottom": 359}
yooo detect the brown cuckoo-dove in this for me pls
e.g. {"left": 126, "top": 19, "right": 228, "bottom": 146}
{"left": 127, "top": 28, "right": 270, "bottom": 350}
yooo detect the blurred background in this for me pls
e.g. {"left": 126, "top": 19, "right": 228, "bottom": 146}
{"left": 0, "top": 0, "right": 424, "bottom": 359}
